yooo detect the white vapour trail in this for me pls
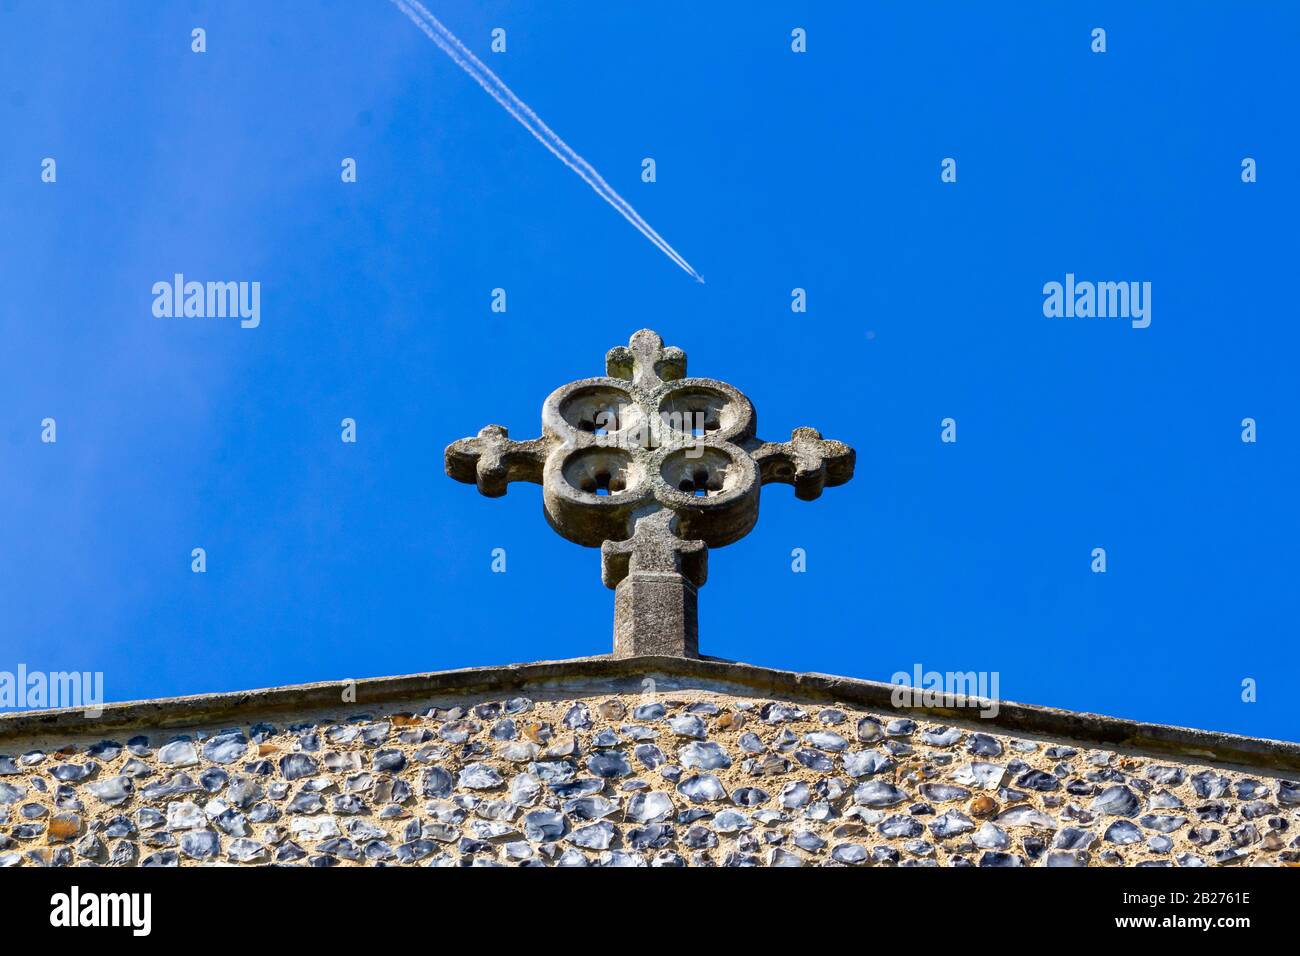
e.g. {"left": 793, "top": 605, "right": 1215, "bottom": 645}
{"left": 391, "top": 0, "right": 704, "bottom": 283}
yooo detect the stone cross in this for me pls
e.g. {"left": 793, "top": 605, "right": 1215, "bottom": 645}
{"left": 446, "top": 330, "right": 855, "bottom": 659}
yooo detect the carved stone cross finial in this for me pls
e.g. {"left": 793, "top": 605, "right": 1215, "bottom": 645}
{"left": 446, "top": 330, "right": 856, "bottom": 659}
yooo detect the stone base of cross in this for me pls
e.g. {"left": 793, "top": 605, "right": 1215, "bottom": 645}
{"left": 446, "top": 330, "right": 855, "bottom": 659}
{"left": 601, "top": 509, "right": 706, "bottom": 658}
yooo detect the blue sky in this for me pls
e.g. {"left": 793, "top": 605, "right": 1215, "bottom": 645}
{"left": 1, "top": 2, "right": 1297, "bottom": 741}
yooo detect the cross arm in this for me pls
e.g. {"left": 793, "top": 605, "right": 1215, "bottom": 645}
{"left": 445, "top": 424, "right": 549, "bottom": 498}
{"left": 749, "top": 426, "right": 856, "bottom": 501}
{"left": 606, "top": 329, "right": 686, "bottom": 387}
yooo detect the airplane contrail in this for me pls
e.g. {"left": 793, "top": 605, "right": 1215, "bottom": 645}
{"left": 390, "top": 0, "right": 705, "bottom": 283}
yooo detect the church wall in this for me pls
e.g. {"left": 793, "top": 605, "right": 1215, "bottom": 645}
{"left": 2, "top": 660, "right": 1296, "bottom": 867}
